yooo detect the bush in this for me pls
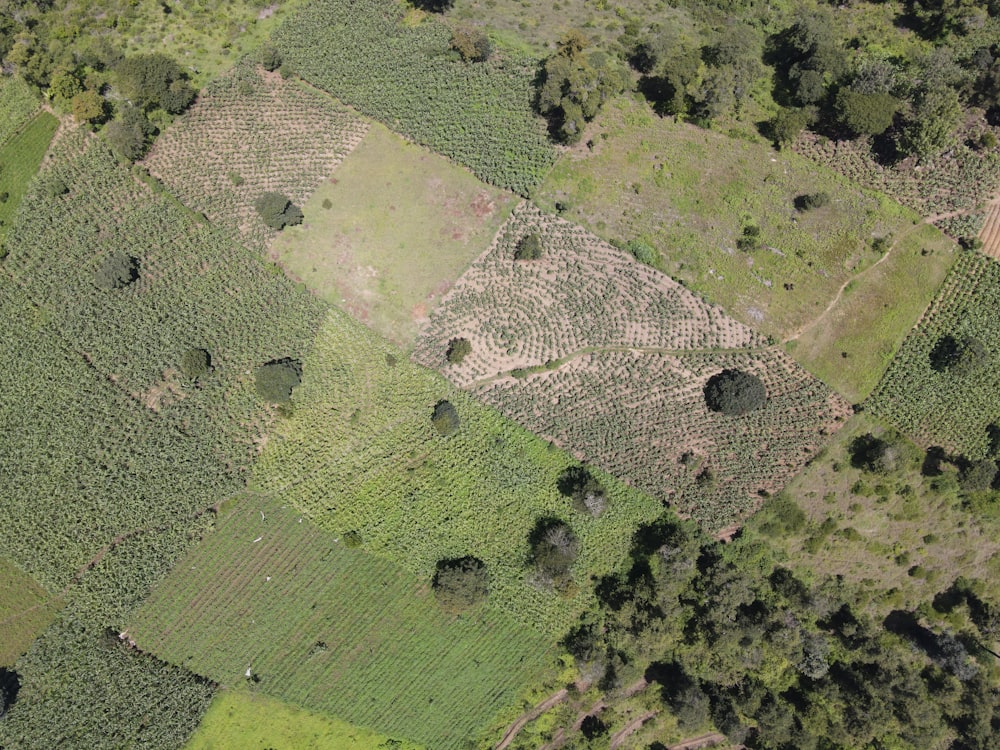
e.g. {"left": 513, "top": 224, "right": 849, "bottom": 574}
{"left": 794, "top": 192, "right": 830, "bottom": 211}
{"left": 849, "top": 433, "right": 909, "bottom": 475}
{"left": 528, "top": 518, "right": 578, "bottom": 591}
{"left": 431, "top": 399, "right": 460, "bottom": 436}
{"left": 260, "top": 45, "right": 283, "bottom": 72}
{"left": 929, "top": 335, "right": 986, "bottom": 376}
{"left": 432, "top": 556, "right": 489, "bottom": 611}
{"left": 557, "top": 465, "right": 607, "bottom": 517}
{"left": 835, "top": 89, "right": 900, "bottom": 137}
{"left": 736, "top": 223, "right": 762, "bottom": 251}
{"left": 95, "top": 253, "right": 139, "bottom": 290}
{"left": 514, "top": 232, "right": 543, "bottom": 260}
{"left": 624, "top": 238, "right": 659, "bottom": 266}
{"left": 179, "top": 348, "right": 212, "bottom": 380}
{"left": 255, "top": 358, "right": 302, "bottom": 404}
{"left": 450, "top": 25, "right": 492, "bottom": 63}
{"left": 254, "top": 192, "right": 304, "bottom": 230}
{"left": 960, "top": 460, "right": 998, "bottom": 492}
{"left": 703, "top": 369, "right": 767, "bottom": 416}
{"left": 446, "top": 337, "right": 472, "bottom": 364}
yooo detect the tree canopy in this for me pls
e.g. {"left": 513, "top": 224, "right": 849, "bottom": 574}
{"left": 703, "top": 369, "right": 766, "bottom": 416}
{"left": 254, "top": 192, "right": 304, "bottom": 230}
{"left": 431, "top": 399, "right": 460, "bottom": 436}
{"left": 432, "top": 556, "right": 490, "bottom": 612}
{"left": 255, "top": 358, "right": 302, "bottom": 404}
{"left": 95, "top": 253, "right": 139, "bottom": 290}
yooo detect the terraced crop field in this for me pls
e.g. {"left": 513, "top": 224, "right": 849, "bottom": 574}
{"left": 0, "top": 557, "right": 62, "bottom": 665}
{"left": 0, "top": 111, "right": 58, "bottom": 244}
{"left": 130, "top": 498, "right": 552, "bottom": 750}
{"left": 414, "top": 203, "right": 852, "bottom": 530}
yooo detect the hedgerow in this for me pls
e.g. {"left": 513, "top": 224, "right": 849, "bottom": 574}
{"left": 271, "top": 0, "right": 556, "bottom": 196}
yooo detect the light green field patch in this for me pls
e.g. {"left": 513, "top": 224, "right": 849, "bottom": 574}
{"left": 787, "top": 223, "right": 956, "bottom": 402}
{"left": 0, "top": 557, "right": 62, "bottom": 666}
{"left": 185, "top": 689, "right": 423, "bottom": 750}
{"left": 130, "top": 497, "right": 552, "bottom": 750}
{"left": 0, "top": 76, "right": 40, "bottom": 146}
{"left": 0, "top": 111, "right": 58, "bottom": 245}
{"left": 272, "top": 122, "right": 518, "bottom": 348}
{"left": 535, "top": 96, "right": 914, "bottom": 343}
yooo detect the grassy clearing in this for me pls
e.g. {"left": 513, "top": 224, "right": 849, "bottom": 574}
{"left": 0, "top": 76, "right": 40, "bottom": 146}
{"left": 131, "top": 497, "right": 552, "bottom": 750}
{"left": 787, "top": 223, "right": 956, "bottom": 402}
{"left": 0, "top": 558, "right": 62, "bottom": 666}
{"left": 866, "top": 251, "right": 1000, "bottom": 458}
{"left": 272, "top": 122, "right": 518, "bottom": 348}
{"left": 535, "top": 96, "right": 913, "bottom": 341}
{"left": 744, "top": 412, "right": 1000, "bottom": 619}
{"left": 0, "top": 111, "right": 58, "bottom": 244}
{"left": 185, "top": 690, "right": 423, "bottom": 750}
{"left": 255, "top": 307, "right": 664, "bottom": 635}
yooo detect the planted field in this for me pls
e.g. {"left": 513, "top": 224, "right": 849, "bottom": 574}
{"left": 272, "top": 121, "right": 518, "bottom": 347}
{"left": 0, "top": 111, "right": 58, "bottom": 244}
{"left": 0, "top": 75, "right": 39, "bottom": 146}
{"left": 144, "top": 62, "right": 368, "bottom": 253}
{"left": 255, "top": 308, "right": 663, "bottom": 634}
{"left": 272, "top": 0, "right": 555, "bottom": 196}
{"left": 5, "top": 130, "right": 327, "bottom": 470}
{"left": 413, "top": 203, "right": 851, "bottom": 530}
{"left": 786, "top": 223, "right": 956, "bottom": 402}
{"left": 185, "top": 690, "right": 423, "bottom": 750}
{"left": 0, "top": 558, "right": 61, "bottom": 666}
{"left": 535, "top": 96, "right": 912, "bottom": 341}
{"left": 866, "top": 251, "right": 1000, "bottom": 459}
{"left": 130, "top": 498, "right": 552, "bottom": 750}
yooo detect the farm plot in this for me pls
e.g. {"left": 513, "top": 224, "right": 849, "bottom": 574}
{"left": 271, "top": 121, "right": 518, "bottom": 348}
{"left": 866, "top": 251, "right": 1000, "bottom": 459}
{"left": 129, "top": 498, "right": 552, "bottom": 750}
{"left": 143, "top": 62, "right": 368, "bottom": 254}
{"left": 0, "top": 111, "right": 58, "bottom": 245}
{"left": 254, "top": 308, "right": 663, "bottom": 635}
{"left": 0, "top": 75, "right": 40, "bottom": 146}
{"left": 4, "top": 130, "right": 327, "bottom": 471}
{"left": 0, "top": 557, "right": 61, "bottom": 666}
{"left": 534, "top": 96, "right": 912, "bottom": 341}
{"left": 272, "top": 0, "right": 556, "bottom": 196}
{"left": 413, "top": 203, "right": 851, "bottom": 530}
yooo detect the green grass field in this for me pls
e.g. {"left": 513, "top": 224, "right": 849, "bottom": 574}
{"left": 0, "top": 111, "right": 58, "bottom": 244}
{"left": 130, "top": 497, "right": 552, "bottom": 750}
{"left": 535, "top": 96, "right": 914, "bottom": 343}
{"left": 866, "top": 251, "right": 1000, "bottom": 458}
{"left": 185, "top": 690, "right": 423, "bottom": 750}
{"left": 0, "top": 76, "right": 40, "bottom": 146}
{"left": 787, "top": 223, "right": 956, "bottom": 402}
{"left": 272, "top": 122, "right": 518, "bottom": 348}
{"left": 0, "top": 557, "right": 62, "bottom": 666}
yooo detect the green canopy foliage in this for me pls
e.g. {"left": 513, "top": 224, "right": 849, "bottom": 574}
{"left": 432, "top": 556, "right": 490, "bottom": 612}
{"left": 255, "top": 358, "right": 302, "bottom": 404}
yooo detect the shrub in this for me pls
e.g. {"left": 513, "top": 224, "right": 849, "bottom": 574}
{"left": 432, "top": 556, "right": 489, "bottom": 611}
{"left": 431, "top": 399, "right": 460, "bottom": 436}
{"left": 557, "top": 465, "right": 607, "bottom": 517}
{"left": 703, "top": 369, "right": 767, "bottom": 416}
{"left": 929, "top": 335, "right": 986, "bottom": 376}
{"left": 736, "top": 223, "right": 762, "bottom": 251}
{"left": 514, "top": 232, "right": 543, "bottom": 260}
{"left": 849, "top": 433, "right": 909, "bottom": 475}
{"left": 624, "top": 238, "right": 659, "bottom": 265}
{"left": 528, "top": 518, "right": 578, "bottom": 591}
{"left": 768, "top": 106, "right": 811, "bottom": 147}
{"left": 95, "top": 253, "right": 139, "bottom": 289}
{"left": 794, "top": 192, "right": 830, "bottom": 211}
{"left": 445, "top": 337, "right": 472, "bottom": 364}
{"left": 259, "top": 45, "right": 283, "bottom": 72}
{"left": 255, "top": 358, "right": 302, "bottom": 404}
{"left": 254, "top": 192, "right": 304, "bottom": 230}
{"left": 960, "top": 460, "right": 998, "bottom": 492}
{"left": 179, "top": 348, "right": 212, "bottom": 380}
{"left": 835, "top": 89, "right": 900, "bottom": 137}
{"left": 450, "top": 25, "right": 492, "bottom": 63}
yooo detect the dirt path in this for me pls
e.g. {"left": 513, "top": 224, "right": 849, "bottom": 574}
{"left": 669, "top": 732, "right": 728, "bottom": 750}
{"left": 495, "top": 688, "right": 569, "bottom": 750}
{"left": 609, "top": 710, "right": 658, "bottom": 749}
{"left": 977, "top": 196, "right": 1000, "bottom": 259}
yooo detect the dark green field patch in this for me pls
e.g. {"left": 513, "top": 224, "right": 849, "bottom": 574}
{"left": 0, "top": 111, "right": 58, "bottom": 245}
{"left": 0, "top": 557, "right": 62, "bottom": 666}
{"left": 130, "top": 497, "right": 552, "bottom": 750}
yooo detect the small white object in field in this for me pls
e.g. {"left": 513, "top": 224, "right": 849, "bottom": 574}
{"left": 245, "top": 666, "right": 252, "bottom": 678}
{"left": 252, "top": 536, "right": 263, "bottom": 543}
{"left": 260, "top": 511, "right": 266, "bottom": 521}
{"left": 298, "top": 517, "right": 302, "bottom": 523}
{"left": 266, "top": 576, "right": 271, "bottom": 582}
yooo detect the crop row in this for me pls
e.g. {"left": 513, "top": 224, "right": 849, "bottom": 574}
{"left": 144, "top": 61, "right": 368, "bottom": 253}
{"left": 271, "top": 0, "right": 556, "bottom": 196}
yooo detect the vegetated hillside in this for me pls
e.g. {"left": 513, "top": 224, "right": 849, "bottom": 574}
{"left": 271, "top": 0, "right": 556, "bottom": 196}
{"left": 413, "top": 202, "right": 851, "bottom": 531}
{"left": 4, "top": 129, "right": 327, "bottom": 470}
{"left": 270, "top": 121, "right": 519, "bottom": 348}
{"left": 254, "top": 308, "right": 664, "bottom": 636}
{"left": 143, "top": 61, "right": 369, "bottom": 253}
{"left": 129, "top": 497, "right": 552, "bottom": 750}
{"left": 867, "top": 250, "right": 1000, "bottom": 459}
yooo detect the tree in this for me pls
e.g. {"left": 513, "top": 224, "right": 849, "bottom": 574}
{"left": 898, "top": 82, "right": 962, "bottom": 159}
{"left": 432, "top": 556, "right": 489, "bottom": 611}
{"left": 254, "top": 192, "right": 304, "bottom": 230}
{"left": 115, "top": 53, "right": 194, "bottom": 113}
{"left": 259, "top": 45, "right": 282, "bottom": 72}
{"left": 179, "top": 348, "right": 212, "bottom": 380}
{"left": 794, "top": 192, "right": 830, "bottom": 211}
{"left": 514, "top": 232, "right": 543, "bottom": 260}
{"left": 71, "top": 90, "right": 106, "bottom": 124}
{"left": 558, "top": 465, "right": 607, "bottom": 517}
{"left": 929, "top": 334, "right": 986, "bottom": 375}
{"left": 529, "top": 518, "right": 579, "bottom": 591}
{"left": 0, "top": 668, "right": 19, "bottom": 719}
{"left": 103, "top": 104, "right": 156, "bottom": 162}
{"left": 849, "top": 433, "right": 910, "bottom": 475}
{"left": 95, "top": 253, "right": 139, "bottom": 290}
{"left": 255, "top": 358, "right": 302, "bottom": 404}
{"left": 960, "top": 459, "right": 998, "bottom": 492}
{"left": 431, "top": 399, "right": 460, "bottom": 436}
{"left": 445, "top": 337, "right": 471, "bottom": 364}
{"left": 835, "top": 89, "right": 900, "bottom": 136}
{"left": 704, "top": 369, "right": 766, "bottom": 416}
{"left": 767, "top": 107, "right": 811, "bottom": 148}
{"left": 450, "top": 25, "right": 491, "bottom": 63}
